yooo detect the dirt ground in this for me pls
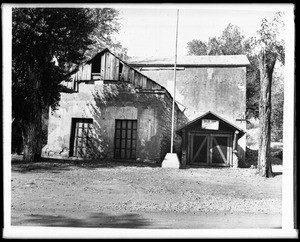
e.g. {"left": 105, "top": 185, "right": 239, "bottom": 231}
{"left": 10, "top": 156, "right": 282, "bottom": 230}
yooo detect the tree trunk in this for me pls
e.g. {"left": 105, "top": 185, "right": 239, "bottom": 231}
{"left": 20, "top": 110, "right": 42, "bottom": 162}
{"left": 257, "top": 49, "right": 277, "bottom": 177}
{"left": 20, "top": 70, "right": 43, "bottom": 163}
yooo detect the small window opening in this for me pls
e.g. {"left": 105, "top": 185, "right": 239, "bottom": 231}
{"left": 119, "top": 62, "right": 124, "bottom": 80}
{"left": 91, "top": 57, "right": 102, "bottom": 81}
{"left": 91, "top": 57, "right": 101, "bottom": 74}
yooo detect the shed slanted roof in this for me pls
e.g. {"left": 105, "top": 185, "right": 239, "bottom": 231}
{"left": 128, "top": 55, "right": 250, "bottom": 67}
{"left": 176, "top": 111, "right": 245, "bottom": 138}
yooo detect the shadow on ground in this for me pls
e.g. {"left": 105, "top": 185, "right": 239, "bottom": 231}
{"left": 11, "top": 154, "right": 160, "bottom": 173}
{"left": 272, "top": 171, "right": 283, "bottom": 177}
{"left": 181, "top": 165, "right": 230, "bottom": 170}
{"left": 19, "top": 212, "right": 151, "bottom": 228}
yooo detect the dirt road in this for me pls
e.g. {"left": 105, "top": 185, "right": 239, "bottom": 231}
{"left": 10, "top": 158, "right": 282, "bottom": 229}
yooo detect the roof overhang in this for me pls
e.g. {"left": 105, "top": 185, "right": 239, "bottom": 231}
{"left": 176, "top": 111, "right": 245, "bottom": 139}
{"left": 128, "top": 55, "right": 250, "bottom": 67}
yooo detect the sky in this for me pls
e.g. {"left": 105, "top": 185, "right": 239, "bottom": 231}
{"left": 112, "top": 4, "right": 289, "bottom": 58}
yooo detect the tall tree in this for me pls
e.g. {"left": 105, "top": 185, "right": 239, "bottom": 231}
{"left": 207, "top": 37, "right": 223, "bottom": 55}
{"left": 244, "top": 38, "right": 261, "bottom": 119}
{"left": 12, "top": 8, "right": 124, "bottom": 162}
{"left": 186, "top": 23, "right": 245, "bottom": 56}
{"left": 85, "top": 8, "right": 128, "bottom": 60}
{"left": 186, "top": 24, "right": 260, "bottom": 118}
{"left": 247, "top": 12, "right": 285, "bottom": 177}
{"left": 219, "top": 23, "right": 245, "bottom": 55}
{"left": 270, "top": 64, "right": 284, "bottom": 142}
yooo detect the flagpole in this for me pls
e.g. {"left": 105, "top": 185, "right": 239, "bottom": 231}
{"left": 162, "top": 9, "right": 180, "bottom": 168}
{"left": 170, "top": 9, "right": 179, "bottom": 153}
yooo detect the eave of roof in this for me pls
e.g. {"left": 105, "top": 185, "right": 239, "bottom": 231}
{"left": 176, "top": 111, "right": 245, "bottom": 136}
{"left": 65, "top": 48, "right": 183, "bottom": 113}
{"left": 128, "top": 55, "right": 250, "bottom": 67}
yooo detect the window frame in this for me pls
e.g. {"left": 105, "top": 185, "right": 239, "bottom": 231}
{"left": 69, "top": 118, "right": 93, "bottom": 157}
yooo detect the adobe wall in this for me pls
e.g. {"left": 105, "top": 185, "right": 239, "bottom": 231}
{"left": 139, "top": 67, "right": 245, "bottom": 121}
{"left": 139, "top": 67, "right": 247, "bottom": 164}
{"left": 42, "top": 81, "right": 186, "bottom": 163}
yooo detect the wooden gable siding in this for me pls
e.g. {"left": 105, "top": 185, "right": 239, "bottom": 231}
{"left": 66, "top": 50, "right": 163, "bottom": 91}
{"left": 71, "top": 63, "right": 92, "bottom": 82}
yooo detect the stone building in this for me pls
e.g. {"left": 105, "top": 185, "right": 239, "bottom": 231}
{"left": 128, "top": 55, "right": 249, "bottom": 166}
{"left": 43, "top": 48, "right": 250, "bottom": 167}
{"left": 42, "top": 49, "right": 187, "bottom": 163}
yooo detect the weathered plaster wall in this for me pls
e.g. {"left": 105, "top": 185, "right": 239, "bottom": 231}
{"left": 139, "top": 67, "right": 247, "bottom": 163}
{"left": 43, "top": 81, "right": 185, "bottom": 162}
{"left": 139, "top": 67, "right": 246, "bottom": 123}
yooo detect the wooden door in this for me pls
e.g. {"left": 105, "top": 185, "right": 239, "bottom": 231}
{"left": 210, "top": 135, "right": 231, "bottom": 165}
{"left": 190, "top": 134, "right": 209, "bottom": 164}
{"left": 189, "top": 133, "right": 232, "bottom": 166}
{"left": 114, "top": 120, "right": 137, "bottom": 160}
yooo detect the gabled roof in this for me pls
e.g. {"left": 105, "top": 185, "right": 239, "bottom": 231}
{"left": 128, "top": 55, "right": 250, "bottom": 67}
{"left": 66, "top": 48, "right": 184, "bottom": 113}
{"left": 86, "top": 48, "right": 110, "bottom": 64}
{"left": 176, "top": 111, "right": 245, "bottom": 137}
{"left": 66, "top": 48, "right": 112, "bottom": 75}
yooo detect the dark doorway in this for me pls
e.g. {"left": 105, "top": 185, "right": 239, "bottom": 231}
{"left": 69, "top": 118, "right": 93, "bottom": 157}
{"left": 114, "top": 120, "right": 137, "bottom": 160}
{"left": 192, "top": 135, "right": 208, "bottom": 164}
{"left": 190, "top": 134, "right": 232, "bottom": 166}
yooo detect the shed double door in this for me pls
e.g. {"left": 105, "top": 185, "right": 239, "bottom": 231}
{"left": 189, "top": 133, "right": 232, "bottom": 166}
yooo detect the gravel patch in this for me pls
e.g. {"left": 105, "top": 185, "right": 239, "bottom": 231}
{"left": 11, "top": 159, "right": 282, "bottom": 228}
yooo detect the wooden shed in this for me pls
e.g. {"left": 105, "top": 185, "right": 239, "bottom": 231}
{"left": 176, "top": 111, "right": 245, "bottom": 167}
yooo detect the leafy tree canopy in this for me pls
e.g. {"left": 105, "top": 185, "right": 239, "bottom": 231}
{"left": 219, "top": 23, "right": 245, "bottom": 55}
{"left": 12, "top": 8, "right": 125, "bottom": 119}
{"left": 12, "top": 7, "right": 126, "bottom": 161}
{"left": 185, "top": 18, "right": 284, "bottom": 127}
{"left": 187, "top": 40, "right": 208, "bottom": 55}
{"left": 246, "top": 12, "right": 285, "bottom": 66}
{"left": 186, "top": 23, "right": 245, "bottom": 56}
